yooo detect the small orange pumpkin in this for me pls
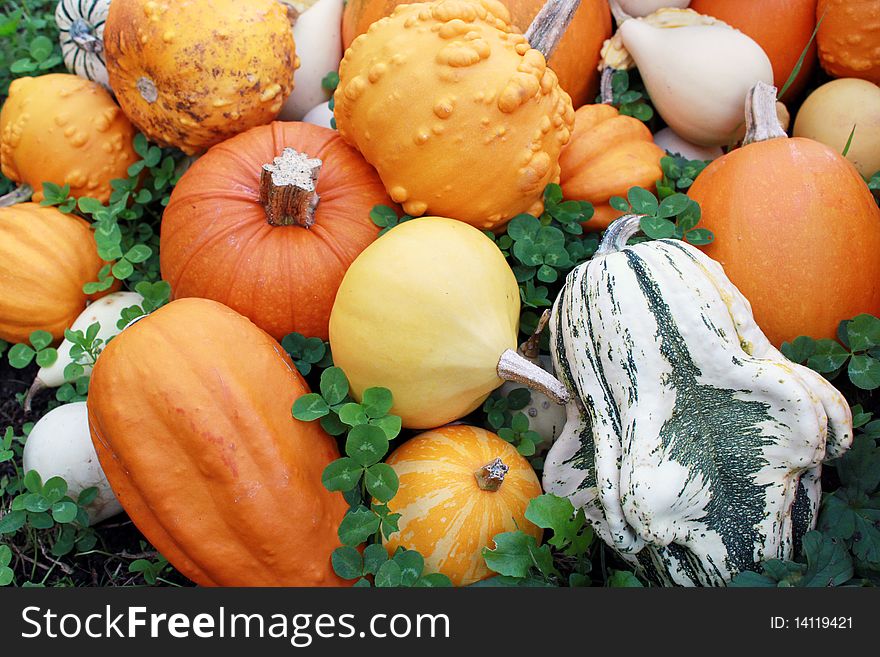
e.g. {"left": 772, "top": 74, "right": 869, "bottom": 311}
{"left": 88, "top": 297, "right": 350, "bottom": 587}
{"left": 0, "top": 74, "right": 137, "bottom": 203}
{"left": 341, "top": 0, "right": 611, "bottom": 108}
{"left": 688, "top": 82, "right": 880, "bottom": 346}
{"left": 382, "top": 425, "right": 542, "bottom": 586}
{"left": 161, "top": 121, "right": 390, "bottom": 341}
{"left": 817, "top": 0, "right": 880, "bottom": 85}
{"left": 104, "top": 0, "right": 297, "bottom": 154}
{"left": 558, "top": 104, "right": 664, "bottom": 231}
{"left": 690, "top": 0, "right": 818, "bottom": 100}
{"left": 0, "top": 203, "right": 110, "bottom": 344}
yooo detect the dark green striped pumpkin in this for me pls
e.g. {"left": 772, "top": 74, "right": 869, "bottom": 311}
{"left": 542, "top": 215, "right": 853, "bottom": 586}
{"left": 56, "top": 0, "right": 110, "bottom": 89}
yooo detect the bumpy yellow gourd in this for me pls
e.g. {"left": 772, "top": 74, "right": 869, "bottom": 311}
{"left": 333, "top": 0, "right": 575, "bottom": 230}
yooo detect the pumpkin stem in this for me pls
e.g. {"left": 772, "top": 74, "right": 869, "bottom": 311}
{"left": 260, "top": 148, "right": 323, "bottom": 227}
{"left": 600, "top": 67, "right": 615, "bottom": 104}
{"left": 497, "top": 348, "right": 569, "bottom": 404}
{"left": 0, "top": 184, "right": 33, "bottom": 207}
{"left": 743, "top": 81, "right": 787, "bottom": 146}
{"left": 597, "top": 214, "right": 643, "bottom": 256}
{"left": 519, "top": 309, "right": 551, "bottom": 360}
{"left": 23, "top": 377, "right": 45, "bottom": 414}
{"left": 525, "top": 0, "right": 582, "bottom": 59}
{"left": 474, "top": 458, "right": 509, "bottom": 492}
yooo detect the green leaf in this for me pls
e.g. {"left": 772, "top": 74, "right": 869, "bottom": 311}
{"left": 320, "top": 413, "right": 348, "bottom": 436}
{"left": 506, "top": 214, "right": 540, "bottom": 242}
{"left": 29, "top": 330, "right": 53, "bottom": 351}
{"left": 393, "top": 550, "right": 424, "bottom": 586}
{"left": 23, "top": 470, "right": 42, "bottom": 493}
{"left": 42, "top": 477, "right": 67, "bottom": 503}
{"left": 414, "top": 573, "right": 454, "bottom": 587}
{"left": 8, "top": 343, "right": 35, "bottom": 368}
{"left": 346, "top": 424, "right": 389, "bottom": 467}
{"left": 482, "top": 530, "right": 554, "bottom": 579}
{"left": 781, "top": 335, "right": 816, "bottom": 363}
{"left": 51, "top": 501, "right": 78, "bottom": 524}
{"left": 365, "top": 463, "right": 399, "bottom": 502}
{"left": 0, "top": 568, "right": 11, "bottom": 587}
{"left": 362, "top": 387, "right": 393, "bottom": 418}
{"left": 111, "top": 259, "right": 134, "bottom": 280}
{"left": 608, "top": 570, "right": 643, "bottom": 587}
{"left": 78, "top": 487, "right": 98, "bottom": 506}
{"left": 338, "top": 506, "right": 381, "bottom": 546}
{"left": 800, "top": 531, "right": 853, "bottom": 587}
{"left": 23, "top": 494, "right": 50, "bottom": 513}
{"left": 370, "top": 414, "right": 402, "bottom": 441}
{"left": 331, "top": 546, "right": 363, "bottom": 579}
{"left": 505, "top": 388, "right": 531, "bottom": 411}
{"left": 849, "top": 354, "right": 880, "bottom": 390}
{"left": 29, "top": 35, "right": 53, "bottom": 62}
{"left": 321, "top": 458, "right": 363, "bottom": 492}
{"left": 124, "top": 244, "right": 152, "bottom": 264}
{"left": 684, "top": 228, "right": 713, "bottom": 246}
{"left": 362, "top": 543, "right": 389, "bottom": 575}
{"left": 35, "top": 348, "right": 57, "bottom": 368}
{"left": 806, "top": 339, "right": 850, "bottom": 374}
{"left": 841, "top": 124, "right": 857, "bottom": 157}
{"left": 338, "top": 402, "right": 368, "bottom": 427}
{"left": 628, "top": 187, "right": 659, "bottom": 215}
{"left": 0, "top": 510, "right": 26, "bottom": 534}
{"left": 28, "top": 511, "right": 54, "bottom": 530}
{"left": 639, "top": 216, "right": 675, "bottom": 240}
{"left": 374, "top": 559, "right": 402, "bottom": 587}
{"left": 321, "top": 71, "right": 340, "bottom": 92}
{"left": 0, "top": 545, "right": 11, "bottom": 567}
{"left": 369, "top": 205, "right": 398, "bottom": 228}
{"left": 510, "top": 412, "right": 530, "bottom": 434}
{"left": 777, "top": 11, "right": 822, "bottom": 100}
{"left": 657, "top": 194, "right": 690, "bottom": 218}
{"left": 320, "top": 367, "right": 350, "bottom": 405}
{"left": 292, "top": 393, "right": 329, "bottom": 421}
{"left": 845, "top": 314, "right": 880, "bottom": 352}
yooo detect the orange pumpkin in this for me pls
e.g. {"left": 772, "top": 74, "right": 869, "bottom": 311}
{"left": 816, "top": 0, "right": 880, "bottom": 84}
{"left": 688, "top": 82, "right": 880, "bottom": 346}
{"left": 161, "top": 121, "right": 389, "bottom": 341}
{"left": 0, "top": 203, "right": 111, "bottom": 343}
{"left": 382, "top": 425, "right": 542, "bottom": 586}
{"left": 104, "top": 0, "right": 297, "bottom": 154}
{"left": 342, "top": 0, "right": 610, "bottom": 109}
{"left": 0, "top": 74, "right": 137, "bottom": 203}
{"left": 559, "top": 104, "right": 664, "bottom": 231}
{"left": 87, "top": 297, "right": 350, "bottom": 587}
{"left": 690, "top": 0, "right": 818, "bottom": 100}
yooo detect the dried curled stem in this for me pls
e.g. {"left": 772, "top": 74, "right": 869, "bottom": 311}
{"left": 525, "top": 0, "right": 583, "bottom": 60}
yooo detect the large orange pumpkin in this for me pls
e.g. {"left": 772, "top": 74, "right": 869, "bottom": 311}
{"left": 816, "top": 0, "right": 880, "bottom": 84}
{"left": 341, "top": 0, "right": 611, "bottom": 108}
{"left": 161, "top": 121, "right": 389, "bottom": 341}
{"left": 87, "top": 297, "right": 350, "bottom": 587}
{"left": 0, "top": 203, "right": 109, "bottom": 343}
{"left": 558, "top": 104, "right": 664, "bottom": 231}
{"left": 0, "top": 74, "right": 137, "bottom": 203}
{"left": 688, "top": 82, "right": 880, "bottom": 346}
{"left": 382, "top": 425, "right": 542, "bottom": 586}
{"left": 690, "top": 0, "right": 818, "bottom": 100}
{"left": 104, "top": 0, "right": 297, "bottom": 154}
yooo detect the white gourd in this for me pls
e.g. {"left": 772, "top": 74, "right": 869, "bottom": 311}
{"left": 601, "top": 9, "right": 773, "bottom": 146}
{"left": 55, "top": 0, "right": 111, "bottom": 89}
{"left": 303, "top": 100, "right": 335, "bottom": 129}
{"left": 277, "top": 0, "right": 343, "bottom": 121}
{"left": 25, "top": 291, "right": 144, "bottom": 410}
{"left": 540, "top": 215, "right": 853, "bottom": 586}
{"left": 652, "top": 127, "right": 722, "bottom": 161}
{"left": 22, "top": 402, "right": 122, "bottom": 525}
{"left": 610, "top": 0, "right": 691, "bottom": 21}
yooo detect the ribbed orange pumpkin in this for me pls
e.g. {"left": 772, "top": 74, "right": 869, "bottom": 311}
{"left": 161, "top": 122, "right": 390, "bottom": 341}
{"left": 816, "top": 0, "right": 880, "bottom": 84}
{"left": 382, "top": 425, "right": 542, "bottom": 586}
{"left": 104, "top": 0, "right": 297, "bottom": 154}
{"left": 690, "top": 0, "right": 818, "bottom": 100}
{"left": 0, "top": 203, "right": 109, "bottom": 343}
{"left": 341, "top": 0, "right": 611, "bottom": 108}
{"left": 559, "top": 104, "right": 664, "bottom": 231}
{"left": 688, "top": 82, "right": 880, "bottom": 346}
{"left": 0, "top": 74, "right": 137, "bottom": 203}
{"left": 87, "top": 297, "right": 350, "bottom": 587}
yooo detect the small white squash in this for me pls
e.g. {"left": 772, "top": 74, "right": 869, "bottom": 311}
{"left": 601, "top": 8, "right": 773, "bottom": 146}
{"left": 277, "top": 0, "right": 343, "bottom": 121}
{"left": 22, "top": 402, "right": 122, "bottom": 524}
{"left": 497, "top": 355, "right": 567, "bottom": 453}
{"left": 302, "top": 100, "right": 334, "bottom": 129}
{"left": 652, "top": 127, "right": 722, "bottom": 161}
{"left": 55, "top": 0, "right": 111, "bottom": 89}
{"left": 793, "top": 78, "right": 880, "bottom": 178}
{"left": 25, "top": 291, "right": 144, "bottom": 410}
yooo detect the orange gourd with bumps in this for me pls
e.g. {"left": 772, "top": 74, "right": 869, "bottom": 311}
{"left": 816, "top": 0, "right": 880, "bottom": 84}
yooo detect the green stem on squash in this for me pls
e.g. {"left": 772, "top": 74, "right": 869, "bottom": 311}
{"left": 596, "top": 214, "right": 644, "bottom": 256}
{"left": 525, "top": 0, "right": 583, "bottom": 59}
{"left": 497, "top": 348, "right": 570, "bottom": 404}
{"left": 0, "top": 184, "right": 34, "bottom": 207}
{"left": 474, "top": 458, "right": 509, "bottom": 492}
{"left": 743, "top": 81, "right": 787, "bottom": 146}
{"left": 260, "top": 148, "right": 322, "bottom": 227}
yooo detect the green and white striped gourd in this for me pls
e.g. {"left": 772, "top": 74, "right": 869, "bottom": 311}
{"left": 56, "top": 0, "right": 111, "bottom": 89}
{"left": 542, "top": 215, "right": 853, "bottom": 586}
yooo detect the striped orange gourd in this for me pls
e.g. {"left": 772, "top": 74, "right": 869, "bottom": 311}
{"left": 382, "top": 425, "right": 542, "bottom": 586}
